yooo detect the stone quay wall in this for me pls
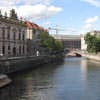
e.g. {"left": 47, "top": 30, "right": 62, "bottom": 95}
{"left": 0, "top": 55, "right": 63, "bottom": 74}
{"left": 82, "top": 53, "right": 100, "bottom": 62}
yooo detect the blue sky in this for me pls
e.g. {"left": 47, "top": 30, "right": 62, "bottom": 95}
{"left": 0, "top": 0, "right": 100, "bottom": 34}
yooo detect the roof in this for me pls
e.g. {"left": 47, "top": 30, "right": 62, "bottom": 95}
{"left": 25, "top": 21, "right": 49, "bottom": 33}
{"left": 25, "top": 21, "right": 33, "bottom": 28}
{"left": 52, "top": 35, "right": 81, "bottom": 40}
{"left": 25, "top": 21, "right": 40, "bottom": 30}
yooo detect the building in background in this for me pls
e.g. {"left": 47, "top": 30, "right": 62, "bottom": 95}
{"left": 53, "top": 34, "right": 81, "bottom": 50}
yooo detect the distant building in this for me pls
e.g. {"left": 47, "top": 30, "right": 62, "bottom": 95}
{"left": 81, "top": 34, "right": 87, "bottom": 51}
{"left": 53, "top": 35, "right": 81, "bottom": 50}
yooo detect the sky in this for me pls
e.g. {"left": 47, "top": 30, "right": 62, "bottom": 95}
{"left": 0, "top": 0, "right": 100, "bottom": 35}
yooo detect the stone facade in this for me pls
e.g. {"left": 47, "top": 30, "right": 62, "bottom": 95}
{"left": 0, "top": 18, "right": 27, "bottom": 57}
{"left": 81, "top": 34, "right": 87, "bottom": 51}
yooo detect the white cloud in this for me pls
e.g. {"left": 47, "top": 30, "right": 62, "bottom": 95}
{"left": 81, "top": 0, "right": 100, "bottom": 7}
{"left": 84, "top": 23, "right": 94, "bottom": 29}
{"left": 82, "top": 16, "right": 99, "bottom": 32}
{"left": 0, "top": 0, "right": 62, "bottom": 20}
{"left": 43, "top": 21, "right": 51, "bottom": 26}
{"left": 16, "top": 4, "right": 62, "bottom": 20}
{"left": 0, "top": 0, "right": 51, "bottom": 6}
{"left": 85, "top": 16, "right": 99, "bottom": 23}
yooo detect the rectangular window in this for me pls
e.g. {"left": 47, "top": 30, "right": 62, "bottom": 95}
{"left": 23, "top": 34, "right": 24, "bottom": 40}
{"left": 13, "top": 32, "right": 16, "bottom": 40}
{"left": 2, "top": 46, "right": 5, "bottom": 55}
{"left": 19, "top": 46, "right": 21, "bottom": 55}
{"left": 7, "top": 33, "right": 10, "bottom": 40}
{"left": 8, "top": 46, "right": 10, "bottom": 55}
{"left": 2, "top": 28, "right": 5, "bottom": 39}
{"left": 23, "top": 46, "right": 24, "bottom": 54}
{"left": 8, "top": 46, "right": 10, "bottom": 50}
{"left": 7, "top": 28, "right": 10, "bottom": 40}
{"left": 19, "top": 33, "right": 21, "bottom": 40}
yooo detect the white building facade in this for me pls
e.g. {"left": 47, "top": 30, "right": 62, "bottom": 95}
{"left": 0, "top": 18, "right": 27, "bottom": 57}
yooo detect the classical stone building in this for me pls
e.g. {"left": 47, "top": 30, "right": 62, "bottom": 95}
{"left": 0, "top": 16, "right": 27, "bottom": 57}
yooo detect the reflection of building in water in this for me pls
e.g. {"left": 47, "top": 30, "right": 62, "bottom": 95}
{"left": 81, "top": 59, "right": 87, "bottom": 80}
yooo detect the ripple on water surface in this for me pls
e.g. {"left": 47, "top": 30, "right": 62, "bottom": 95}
{"left": 0, "top": 57, "right": 100, "bottom": 100}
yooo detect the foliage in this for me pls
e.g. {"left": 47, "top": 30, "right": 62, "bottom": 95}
{"left": 39, "top": 32, "right": 64, "bottom": 52}
{"left": 85, "top": 32, "right": 100, "bottom": 53}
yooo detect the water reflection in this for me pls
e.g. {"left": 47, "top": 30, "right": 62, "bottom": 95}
{"left": 0, "top": 58, "right": 100, "bottom": 100}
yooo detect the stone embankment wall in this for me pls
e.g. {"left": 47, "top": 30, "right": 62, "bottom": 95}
{"left": 82, "top": 53, "right": 100, "bottom": 61}
{"left": 0, "top": 55, "right": 63, "bottom": 74}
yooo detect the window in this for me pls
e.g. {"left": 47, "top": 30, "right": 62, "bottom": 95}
{"left": 19, "top": 33, "right": 21, "bottom": 40}
{"left": 22, "top": 33, "right": 24, "bottom": 40}
{"left": 8, "top": 46, "right": 10, "bottom": 55}
{"left": 7, "top": 32, "right": 10, "bottom": 40}
{"left": 2, "top": 28, "right": 5, "bottom": 39}
{"left": 13, "top": 32, "right": 16, "bottom": 40}
{"left": 19, "top": 29, "right": 21, "bottom": 40}
{"left": 19, "top": 46, "right": 21, "bottom": 55}
{"left": 8, "top": 46, "right": 10, "bottom": 50}
{"left": 2, "top": 46, "right": 5, "bottom": 55}
{"left": 23, "top": 45, "right": 24, "bottom": 54}
{"left": 7, "top": 28, "right": 10, "bottom": 40}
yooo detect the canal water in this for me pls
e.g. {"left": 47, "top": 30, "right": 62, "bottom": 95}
{"left": 0, "top": 57, "right": 100, "bottom": 100}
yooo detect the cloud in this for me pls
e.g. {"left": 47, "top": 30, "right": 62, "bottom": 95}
{"left": 85, "top": 16, "right": 99, "bottom": 23}
{"left": 43, "top": 21, "right": 51, "bottom": 26}
{"left": 0, "top": 0, "right": 62, "bottom": 20}
{"left": 81, "top": 0, "right": 100, "bottom": 7}
{"left": 0, "top": 0, "right": 51, "bottom": 6}
{"left": 82, "top": 16, "right": 99, "bottom": 32}
{"left": 16, "top": 4, "right": 62, "bottom": 20}
{"left": 84, "top": 23, "right": 94, "bottom": 30}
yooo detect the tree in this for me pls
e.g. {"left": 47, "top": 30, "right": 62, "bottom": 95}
{"left": 85, "top": 32, "right": 100, "bottom": 53}
{"left": 10, "top": 9, "right": 18, "bottom": 20}
{"left": 38, "top": 32, "right": 64, "bottom": 53}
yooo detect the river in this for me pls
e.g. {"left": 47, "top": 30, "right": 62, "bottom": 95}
{"left": 0, "top": 57, "right": 100, "bottom": 100}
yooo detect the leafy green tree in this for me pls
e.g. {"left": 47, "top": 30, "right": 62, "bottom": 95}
{"left": 38, "top": 32, "right": 64, "bottom": 53}
{"left": 85, "top": 32, "right": 100, "bottom": 53}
